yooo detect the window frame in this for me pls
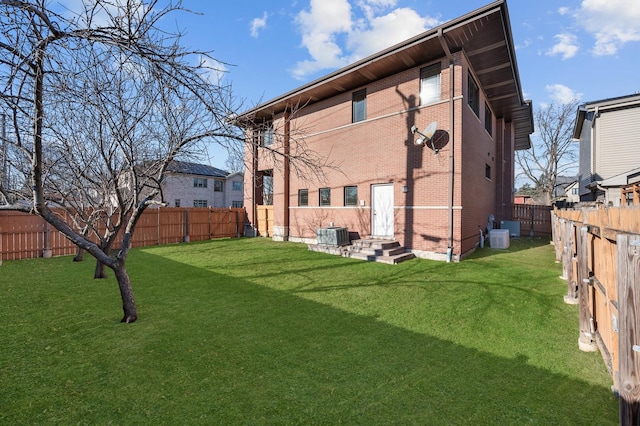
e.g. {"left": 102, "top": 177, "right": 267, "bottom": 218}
{"left": 319, "top": 187, "right": 331, "bottom": 206}
{"left": 484, "top": 102, "right": 493, "bottom": 136}
{"left": 193, "top": 177, "right": 207, "bottom": 188}
{"left": 213, "top": 180, "right": 224, "bottom": 192}
{"left": 298, "top": 189, "right": 308, "bottom": 206}
{"left": 344, "top": 186, "right": 358, "bottom": 206}
{"left": 485, "top": 164, "right": 491, "bottom": 181}
{"left": 352, "top": 89, "right": 367, "bottom": 123}
{"left": 232, "top": 181, "right": 243, "bottom": 191}
{"left": 468, "top": 73, "right": 480, "bottom": 117}
{"left": 420, "top": 63, "right": 441, "bottom": 105}
{"left": 193, "top": 199, "right": 208, "bottom": 208}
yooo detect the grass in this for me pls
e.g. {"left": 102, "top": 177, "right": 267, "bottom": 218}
{"left": 0, "top": 237, "right": 618, "bottom": 424}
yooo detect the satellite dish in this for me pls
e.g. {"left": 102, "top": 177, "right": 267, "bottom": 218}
{"left": 423, "top": 121, "right": 437, "bottom": 139}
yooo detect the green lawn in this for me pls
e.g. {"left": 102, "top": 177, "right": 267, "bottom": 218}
{"left": 0, "top": 237, "right": 618, "bottom": 424}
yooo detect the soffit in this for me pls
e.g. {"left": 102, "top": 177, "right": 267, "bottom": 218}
{"left": 239, "top": 0, "right": 532, "bottom": 149}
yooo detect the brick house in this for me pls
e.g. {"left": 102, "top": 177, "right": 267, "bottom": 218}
{"left": 161, "top": 161, "right": 244, "bottom": 208}
{"left": 572, "top": 93, "right": 640, "bottom": 206}
{"left": 239, "top": 0, "right": 533, "bottom": 261}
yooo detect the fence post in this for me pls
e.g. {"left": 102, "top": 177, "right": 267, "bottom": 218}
{"left": 183, "top": 209, "right": 190, "bottom": 242}
{"left": 0, "top": 226, "right": 3, "bottom": 266}
{"left": 43, "top": 222, "right": 52, "bottom": 258}
{"left": 577, "top": 225, "right": 597, "bottom": 352}
{"left": 617, "top": 233, "right": 640, "bottom": 425}
{"left": 562, "top": 220, "right": 578, "bottom": 304}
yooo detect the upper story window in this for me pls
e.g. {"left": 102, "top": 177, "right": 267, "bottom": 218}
{"left": 352, "top": 89, "right": 367, "bottom": 123}
{"left": 194, "top": 177, "right": 207, "bottom": 188}
{"left": 232, "top": 181, "right": 243, "bottom": 191}
{"left": 214, "top": 180, "right": 224, "bottom": 192}
{"left": 468, "top": 73, "right": 480, "bottom": 117}
{"left": 254, "top": 123, "right": 274, "bottom": 147}
{"left": 420, "top": 63, "right": 441, "bottom": 105}
{"left": 484, "top": 102, "right": 493, "bottom": 136}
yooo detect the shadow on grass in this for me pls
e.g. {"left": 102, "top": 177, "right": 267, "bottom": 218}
{"left": 1, "top": 244, "right": 617, "bottom": 425}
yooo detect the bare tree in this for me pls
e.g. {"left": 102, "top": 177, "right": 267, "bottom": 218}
{"left": 516, "top": 100, "right": 579, "bottom": 205}
{"left": 0, "top": 0, "right": 241, "bottom": 322}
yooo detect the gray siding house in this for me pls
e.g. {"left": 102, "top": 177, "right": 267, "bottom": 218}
{"left": 161, "top": 161, "right": 244, "bottom": 208}
{"left": 573, "top": 94, "right": 640, "bottom": 205}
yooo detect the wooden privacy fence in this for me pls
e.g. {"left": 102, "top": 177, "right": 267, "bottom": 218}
{"left": 0, "top": 207, "right": 247, "bottom": 261}
{"left": 256, "top": 205, "right": 273, "bottom": 237}
{"left": 552, "top": 206, "right": 640, "bottom": 425}
{"left": 512, "top": 204, "right": 553, "bottom": 237}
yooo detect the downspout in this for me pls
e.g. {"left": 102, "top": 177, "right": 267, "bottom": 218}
{"left": 283, "top": 110, "right": 291, "bottom": 241}
{"left": 252, "top": 132, "right": 258, "bottom": 237}
{"left": 438, "top": 29, "right": 455, "bottom": 262}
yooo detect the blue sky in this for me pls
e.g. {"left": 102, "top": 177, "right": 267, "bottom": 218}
{"left": 63, "top": 0, "right": 640, "bottom": 169}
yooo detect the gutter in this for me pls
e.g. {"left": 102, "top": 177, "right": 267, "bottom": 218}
{"left": 438, "top": 28, "right": 455, "bottom": 262}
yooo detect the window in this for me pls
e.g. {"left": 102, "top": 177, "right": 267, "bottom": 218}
{"left": 352, "top": 89, "right": 366, "bottom": 123}
{"left": 485, "top": 164, "right": 491, "bottom": 180}
{"left": 262, "top": 173, "right": 273, "bottom": 205}
{"left": 484, "top": 102, "right": 493, "bottom": 136}
{"left": 193, "top": 200, "right": 208, "bottom": 207}
{"left": 253, "top": 123, "right": 274, "bottom": 147}
{"left": 298, "top": 189, "right": 308, "bottom": 206}
{"left": 232, "top": 181, "right": 243, "bottom": 191}
{"left": 344, "top": 186, "right": 358, "bottom": 206}
{"left": 174, "top": 199, "right": 180, "bottom": 207}
{"left": 571, "top": 188, "right": 579, "bottom": 195}
{"left": 194, "top": 177, "right": 207, "bottom": 188}
{"left": 214, "top": 180, "right": 224, "bottom": 192}
{"left": 420, "top": 63, "right": 441, "bottom": 105}
{"left": 232, "top": 200, "right": 243, "bottom": 208}
{"left": 468, "top": 73, "right": 480, "bottom": 117}
{"left": 319, "top": 187, "right": 331, "bottom": 206}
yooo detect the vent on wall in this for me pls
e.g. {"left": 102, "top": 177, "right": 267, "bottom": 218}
{"left": 500, "top": 220, "right": 521, "bottom": 238}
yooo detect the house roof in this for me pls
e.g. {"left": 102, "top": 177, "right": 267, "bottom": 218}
{"left": 167, "top": 160, "right": 229, "bottom": 178}
{"left": 237, "top": 0, "right": 533, "bottom": 150}
{"left": 588, "top": 167, "right": 640, "bottom": 188}
{"left": 572, "top": 93, "right": 640, "bottom": 139}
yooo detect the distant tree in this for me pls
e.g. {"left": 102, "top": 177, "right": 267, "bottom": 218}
{"left": 516, "top": 100, "right": 579, "bottom": 205}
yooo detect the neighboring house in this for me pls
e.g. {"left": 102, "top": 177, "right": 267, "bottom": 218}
{"left": 161, "top": 161, "right": 244, "bottom": 208}
{"left": 573, "top": 93, "right": 640, "bottom": 206}
{"left": 238, "top": 1, "right": 534, "bottom": 261}
{"left": 553, "top": 176, "right": 579, "bottom": 207}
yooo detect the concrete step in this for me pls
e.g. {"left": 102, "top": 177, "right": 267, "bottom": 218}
{"left": 308, "top": 238, "right": 415, "bottom": 265}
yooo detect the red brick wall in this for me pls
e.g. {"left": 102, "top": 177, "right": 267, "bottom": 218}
{"left": 247, "top": 51, "right": 516, "bottom": 258}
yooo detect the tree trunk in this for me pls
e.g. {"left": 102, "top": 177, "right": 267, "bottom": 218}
{"left": 73, "top": 246, "right": 84, "bottom": 262}
{"left": 94, "top": 258, "right": 107, "bottom": 279}
{"left": 113, "top": 262, "right": 138, "bottom": 323}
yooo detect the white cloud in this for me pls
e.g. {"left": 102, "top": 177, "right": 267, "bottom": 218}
{"left": 292, "top": 0, "right": 441, "bottom": 79}
{"left": 349, "top": 8, "right": 439, "bottom": 60}
{"left": 575, "top": 0, "right": 640, "bottom": 55}
{"left": 545, "top": 84, "right": 582, "bottom": 104}
{"left": 250, "top": 12, "right": 268, "bottom": 38}
{"left": 546, "top": 33, "right": 579, "bottom": 59}
{"left": 201, "top": 57, "right": 229, "bottom": 84}
{"left": 557, "top": 7, "right": 570, "bottom": 15}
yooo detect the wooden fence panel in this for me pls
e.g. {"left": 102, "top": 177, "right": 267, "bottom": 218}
{"left": 553, "top": 206, "right": 640, "bottom": 420}
{"left": 618, "top": 233, "right": 640, "bottom": 424}
{"left": 512, "top": 204, "right": 553, "bottom": 237}
{"left": 1, "top": 207, "right": 247, "bottom": 261}
{"left": 257, "top": 205, "right": 273, "bottom": 237}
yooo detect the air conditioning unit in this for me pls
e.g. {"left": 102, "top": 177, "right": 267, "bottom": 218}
{"left": 489, "top": 229, "right": 510, "bottom": 249}
{"left": 500, "top": 220, "right": 521, "bottom": 238}
{"left": 316, "top": 227, "right": 350, "bottom": 246}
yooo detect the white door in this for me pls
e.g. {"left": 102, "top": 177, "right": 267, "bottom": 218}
{"left": 371, "top": 184, "right": 394, "bottom": 238}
